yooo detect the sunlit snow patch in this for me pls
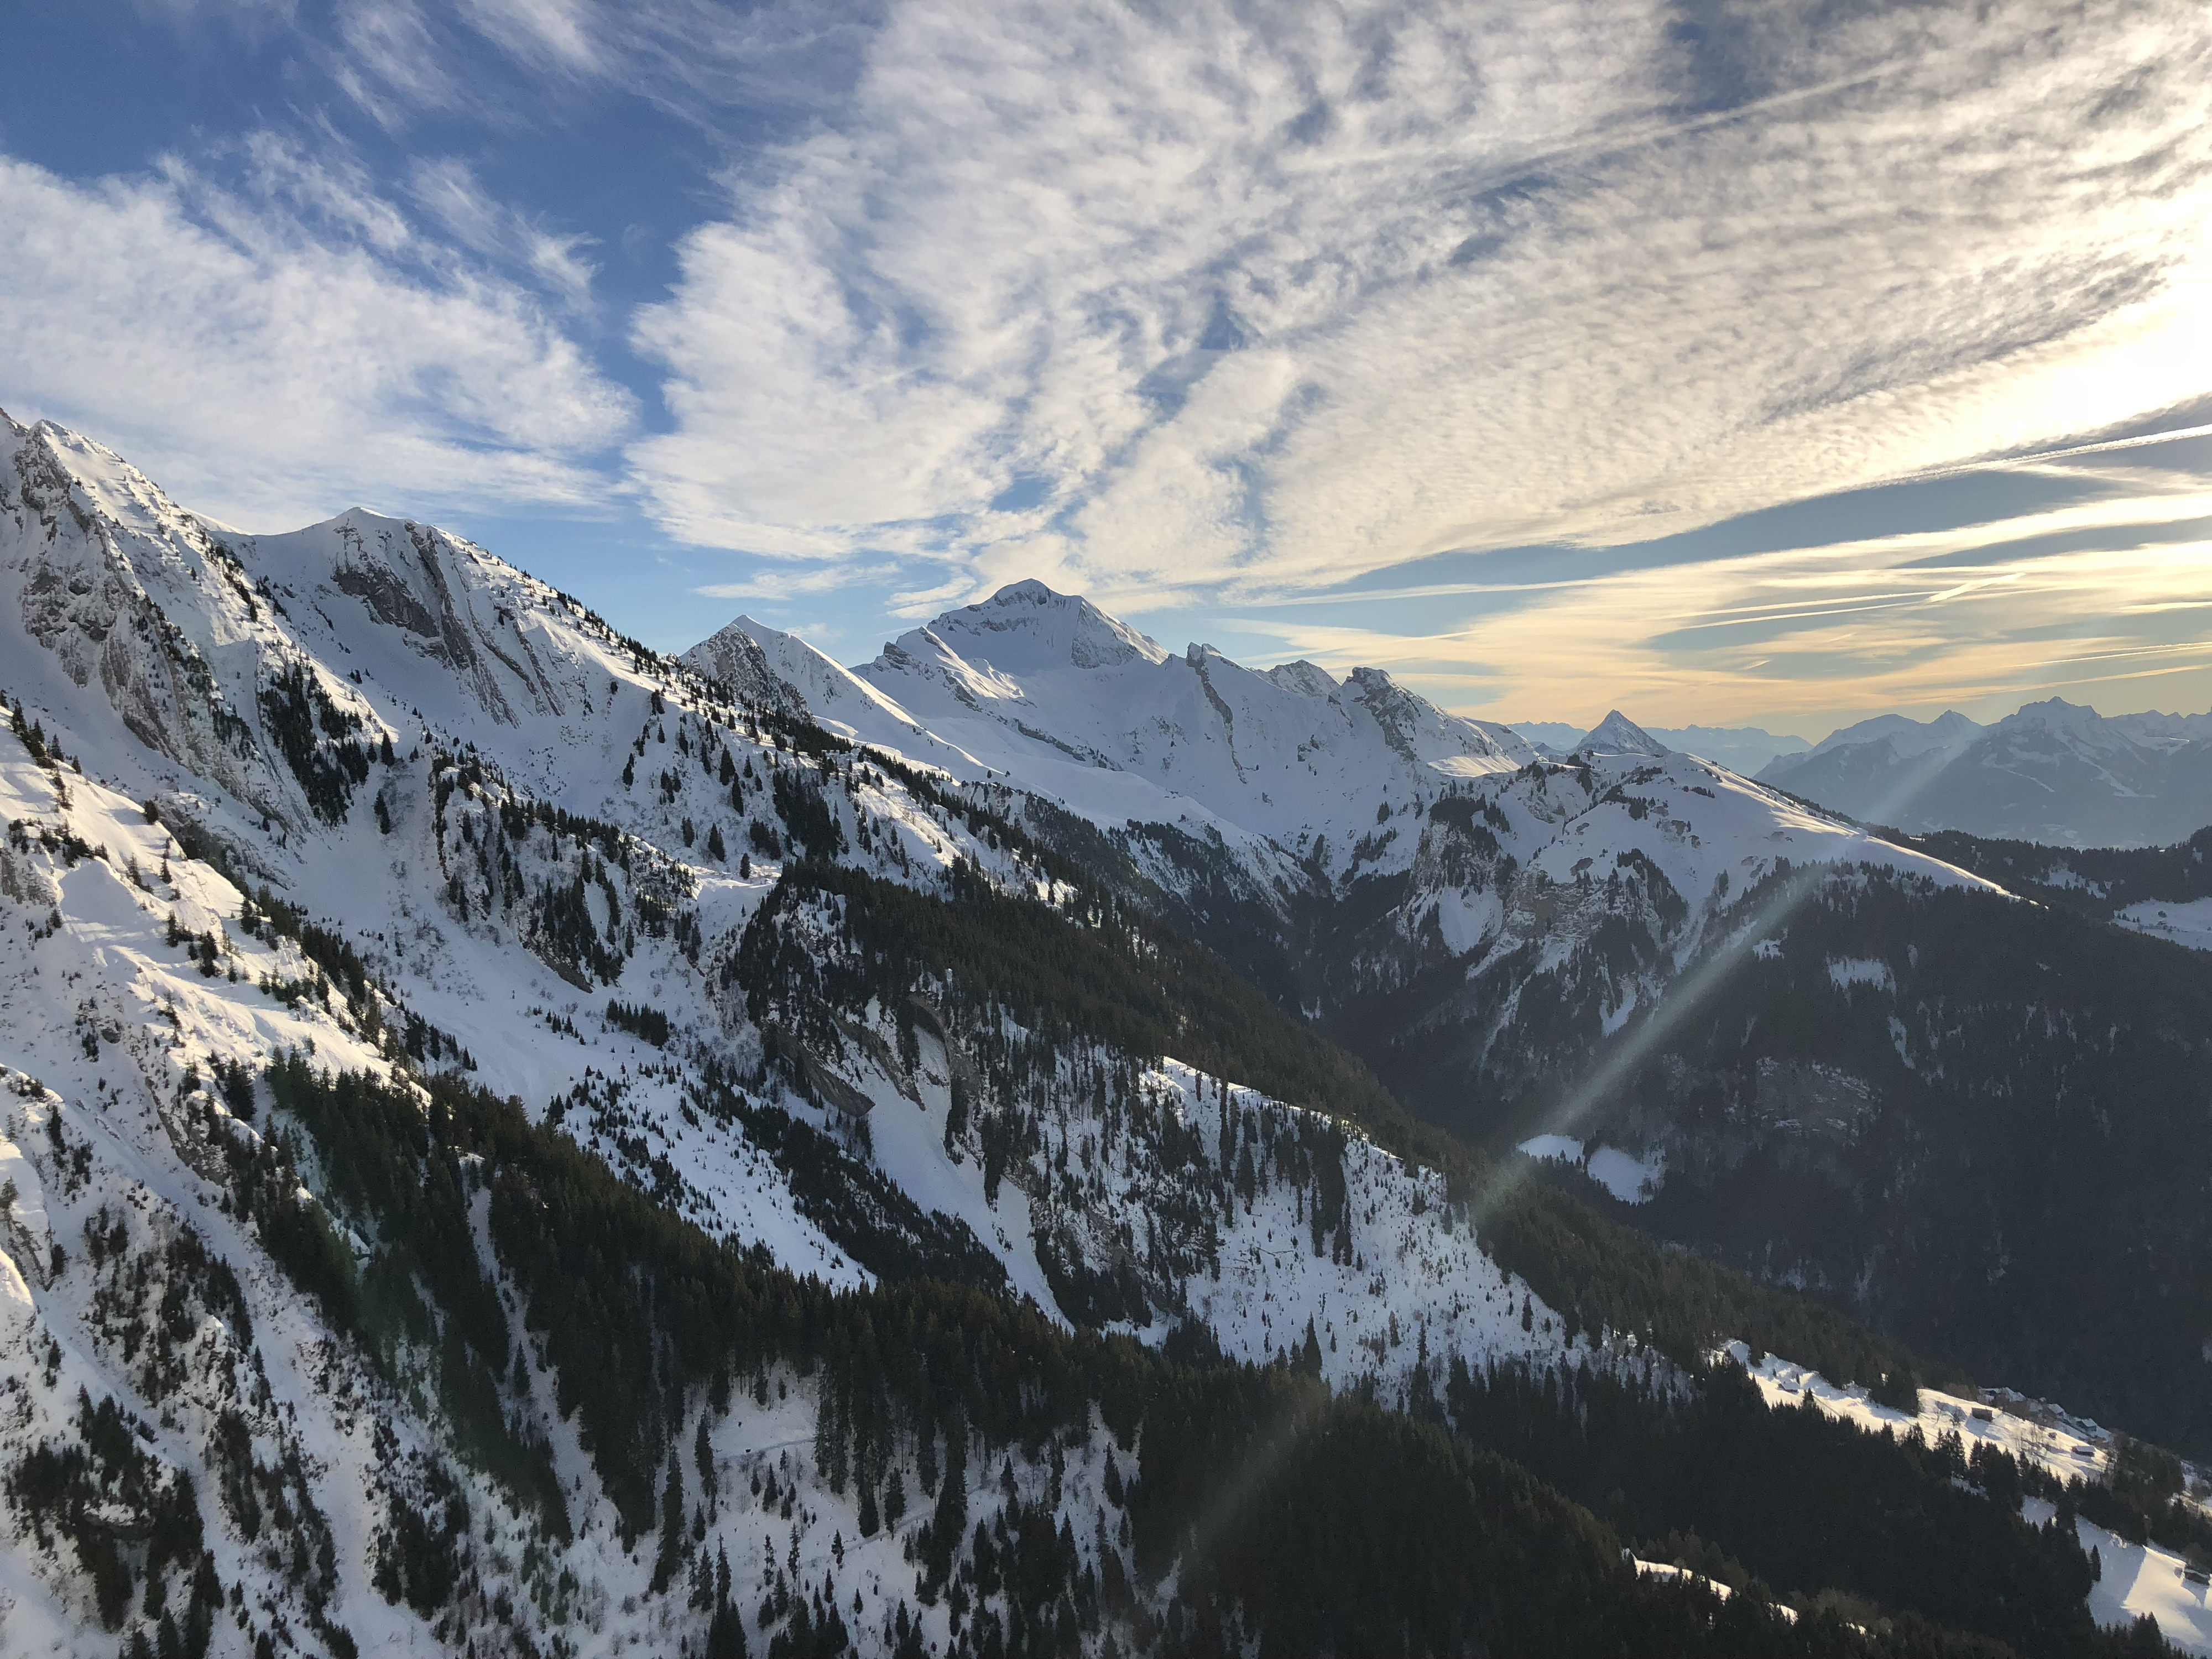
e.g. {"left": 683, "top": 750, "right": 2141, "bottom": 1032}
{"left": 2023, "top": 1500, "right": 2212, "bottom": 1656}
{"left": 1825, "top": 956, "right": 1895, "bottom": 992}
{"left": 1517, "top": 1134, "right": 1665, "bottom": 1203}
{"left": 2112, "top": 896, "right": 2212, "bottom": 954}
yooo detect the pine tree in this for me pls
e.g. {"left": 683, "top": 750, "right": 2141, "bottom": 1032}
{"left": 696, "top": 1415, "right": 717, "bottom": 1509}
{"left": 651, "top": 1447, "right": 685, "bottom": 1593}
{"left": 705, "top": 1599, "right": 748, "bottom": 1659}
{"left": 925, "top": 1418, "right": 967, "bottom": 1588}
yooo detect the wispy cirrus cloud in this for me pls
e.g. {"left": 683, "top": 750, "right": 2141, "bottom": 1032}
{"left": 623, "top": 0, "right": 2212, "bottom": 619}
{"left": 692, "top": 561, "right": 902, "bottom": 602}
{"left": 11, "top": 0, "right": 2211, "bottom": 721}
{"left": 301, "top": 0, "right": 879, "bottom": 134}
{"left": 409, "top": 156, "right": 600, "bottom": 307}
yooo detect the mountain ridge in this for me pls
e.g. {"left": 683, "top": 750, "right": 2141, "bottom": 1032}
{"left": 1761, "top": 696, "right": 2212, "bottom": 846}
{"left": 6, "top": 412, "right": 2209, "bottom": 1659}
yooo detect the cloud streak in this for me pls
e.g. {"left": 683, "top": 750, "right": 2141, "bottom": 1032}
{"left": 1206, "top": 467, "right": 2212, "bottom": 731}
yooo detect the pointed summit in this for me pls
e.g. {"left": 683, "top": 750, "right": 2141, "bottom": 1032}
{"left": 1574, "top": 710, "right": 1670, "bottom": 757}
{"left": 922, "top": 580, "right": 1170, "bottom": 672}
{"left": 681, "top": 617, "right": 808, "bottom": 717}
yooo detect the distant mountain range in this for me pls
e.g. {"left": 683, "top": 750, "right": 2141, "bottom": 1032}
{"left": 1511, "top": 701, "right": 2212, "bottom": 850}
{"left": 1510, "top": 720, "right": 1811, "bottom": 775}
{"left": 1757, "top": 701, "right": 2212, "bottom": 848}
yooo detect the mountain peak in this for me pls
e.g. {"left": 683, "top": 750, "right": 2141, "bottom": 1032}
{"left": 987, "top": 577, "right": 1063, "bottom": 605}
{"left": 1575, "top": 710, "right": 1670, "bottom": 757}
{"left": 1263, "top": 660, "right": 1339, "bottom": 698}
{"left": 926, "top": 578, "right": 1170, "bottom": 671}
{"left": 1801, "top": 708, "right": 1981, "bottom": 761}
{"left": 2004, "top": 696, "right": 2101, "bottom": 729}
{"left": 679, "top": 616, "right": 809, "bottom": 717}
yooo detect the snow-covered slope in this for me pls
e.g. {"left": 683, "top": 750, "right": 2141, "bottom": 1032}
{"left": 5, "top": 413, "right": 2187, "bottom": 1659}
{"left": 1326, "top": 736, "right": 2011, "bottom": 1123}
{"left": 0, "top": 414, "right": 1608, "bottom": 1656}
{"left": 1723, "top": 1344, "right": 2212, "bottom": 1656}
{"left": 1399, "top": 739, "right": 1996, "bottom": 971}
{"left": 2113, "top": 895, "right": 2212, "bottom": 952}
{"left": 1761, "top": 698, "right": 2212, "bottom": 847}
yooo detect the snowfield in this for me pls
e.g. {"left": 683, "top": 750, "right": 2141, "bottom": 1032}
{"left": 2022, "top": 1500, "right": 2212, "bottom": 1658}
{"left": 2112, "top": 896, "right": 2212, "bottom": 953}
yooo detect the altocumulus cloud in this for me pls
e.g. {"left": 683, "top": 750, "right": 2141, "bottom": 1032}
{"left": 626, "top": 0, "right": 2212, "bottom": 613}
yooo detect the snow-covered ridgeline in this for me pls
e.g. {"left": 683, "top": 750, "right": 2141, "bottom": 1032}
{"left": 0, "top": 740, "right": 1103, "bottom": 1657}
{"left": 695, "top": 585, "right": 1536, "bottom": 884}
{"left": 1720, "top": 1344, "right": 2212, "bottom": 1656}
{"left": 1406, "top": 748, "right": 1999, "bottom": 975}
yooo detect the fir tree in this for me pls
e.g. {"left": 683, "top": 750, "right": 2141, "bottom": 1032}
{"left": 651, "top": 1447, "right": 685, "bottom": 1593}
{"left": 924, "top": 1417, "right": 967, "bottom": 1589}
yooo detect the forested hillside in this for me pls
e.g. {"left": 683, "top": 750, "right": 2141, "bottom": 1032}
{"left": 3, "top": 412, "right": 2205, "bottom": 1657}
{"left": 1359, "top": 865, "right": 2211, "bottom": 1457}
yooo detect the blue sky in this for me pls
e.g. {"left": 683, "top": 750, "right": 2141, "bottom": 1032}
{"left": 4, "top": 1, "right": 2209, "bottom": 737}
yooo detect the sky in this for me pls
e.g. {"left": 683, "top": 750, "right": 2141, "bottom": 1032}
{"left": 3, "top": 1, "right": 2210, "bottom": 738}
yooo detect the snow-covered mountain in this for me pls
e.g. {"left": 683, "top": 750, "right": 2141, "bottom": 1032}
{"left": 690, "top": 611, "right": 1987, "bottom": 964}
{"left": 700, "top": 608, "right": 1995, "bottom": 1036}
{"left": 1510, "top": 721, "right": 1812, "bottom": 774}
{"left": 1760, "top": 699, "right": 2212, "bottom": 846}
{"left": 7, "top": 411, "right": 2206, "bottom": 1659}
{"left": 1568, "top": 710, "right": 1673, "bottom": 759}
{"left": 681, "top": 608, "right": 2212, "bottom": 1483}
{"left": 0, "top": 414, "right": 1620, "bottom": 1656}
{"left": 694, "top": 582, "right": 1537, "bottom": 880}
{"left": 1802, "top": 709, "right": 1987, "bottom": 763}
